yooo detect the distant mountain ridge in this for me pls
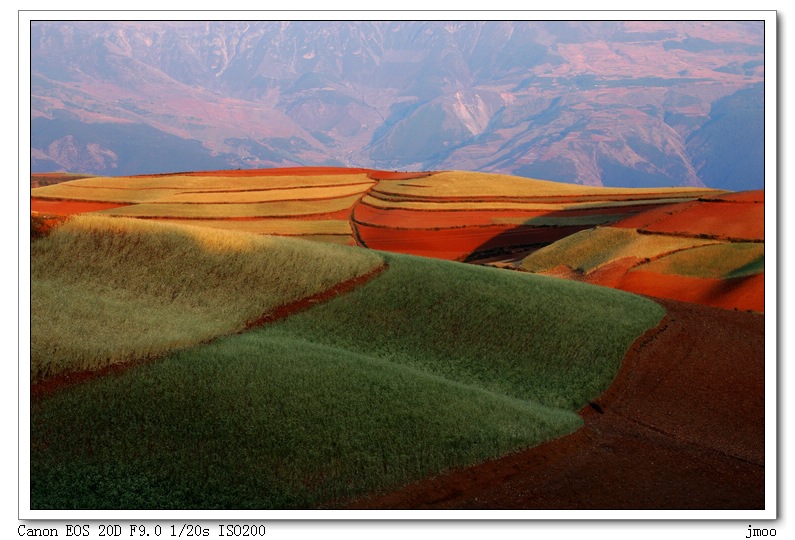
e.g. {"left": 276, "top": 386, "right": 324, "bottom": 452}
{"left": 30, "top": 21, "right": 765, "bottom": 190}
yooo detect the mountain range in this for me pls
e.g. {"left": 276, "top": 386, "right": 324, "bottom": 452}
{"left": 30, "top": 20, "right": 765, "bottom": 190}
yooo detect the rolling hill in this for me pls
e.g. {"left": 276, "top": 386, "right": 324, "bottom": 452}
{"left": 30, "top": 214, "right": 664, "bottom": 509}
{"left": 31, "top": 167, "right": 723, "bottom": 261}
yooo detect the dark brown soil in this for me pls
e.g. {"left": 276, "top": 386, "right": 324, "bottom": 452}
{"left": 345, "top": 298, "right": 765, "bottom": 510}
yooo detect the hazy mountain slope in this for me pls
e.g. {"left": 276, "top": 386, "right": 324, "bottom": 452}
{"left": 31, "top": 21, "right": 765, "bottom": 189}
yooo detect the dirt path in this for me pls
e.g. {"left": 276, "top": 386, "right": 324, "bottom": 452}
{"left": 346, "top": 298, "right": 765, "bottom": 509}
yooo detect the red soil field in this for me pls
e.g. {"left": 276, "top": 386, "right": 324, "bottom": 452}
{"left": 30, "top": 212, "right": 68, "bottom": 240}
{"left": 540, "top": 258, "right": 764, "bottom": 313}
{"left": 703, "top": 190, "right": 765, "bottom": 203}
{"left": 356, "top": 223, "right": 591, "bottom": 261}
{"left": 144, "top": 207, "right": 355, "bottom": 223}
{"left": 544, "top": 258, "right": 645, "bottom": 289}
{"left": 613, "top": 193, "right": 764, "bottom": 241}
{"left": 355, "top": 203, "right": 549, "bottom": 228}
{"left": 617, "top": 270, "right": 764, "bottom": 312}
{"left": 30, "top": 198, "right": 130, "bottom": 215}
{"left": 643, "top": 201, "right": 764, "bottom": 241}
{"left": 612, "top": 200, "right": 700, "bottom": 230}
{"left": 346, "top": 298, "right": 764, "bottom": 510}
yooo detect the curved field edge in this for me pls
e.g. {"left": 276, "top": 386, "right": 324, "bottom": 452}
{"left": 520, "top": 227, "right": 721, "bottom": 275}
{"left": 30, "top": 215, "right": 383, "bottom": 382}
{"left": 31, "top": 339, "right": 582, "bottom": 510}
{"left": 263, "top": 253, "right": 665, "bottom": 409}
{"left": 30, "top": 250, "right": 664, "bottom": 510}
{"left": 632, "top": 242, "right": 764, "bottom": 279}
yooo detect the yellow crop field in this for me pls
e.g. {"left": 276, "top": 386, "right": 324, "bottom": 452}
{"left": 375, "top": 171, "right": 722, "bottom": 199}
{"left": 158, "top": 184, "right": 370, "bottom": 204}
{"left": 55, "top": 173, "right": 374, "bottom": 191}
{"left": 30, "top": 215, "right": 383, "bottom": 381}
{"left": 31, "top": 184, "right": 185, "bottom": 204}
{"left": 362, "top": 194, "right": 693, "bottom": 213}
{"left": 94, "top": 194, "right": 363, "bottom": 218}
{"left": 634, "top": 242, "right": 765, "bottom": 279}
{"left": 158, "top": 218, "right": 353, "bottom": 236}
{"left": 521, "top": 227, "right": 721, "bottom": 274}
{"left": 362, "top": 194, "right": 570, "bottom": 212}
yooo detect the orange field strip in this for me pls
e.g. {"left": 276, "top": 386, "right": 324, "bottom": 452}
{"left": 642, "top": 202, "right": 764, "bottom": 241}
{"left": 616, "top": 270, "right": 764, "bottom": 312}
{"left": 38, "top": 180, "right": 375, "bottom": 193}
{"left": 697, "top": 190, "right": 764, "bottom": 203}
{"left": 369, "top": 187, "right": 713, "bottom": 205}
{"left": 354, "top": 202, "right": 549, "bottom": 228}
{"left": 154, "top": 184, "right": 371, "bottom": 204}
{"left": 361, "top": 193, "right": 694, "bottom": 214}
{"left": 156, "top": 218, "right": 352, "bottom": 236}
{"left": 93, "top": 193, "right": 363, "bottom": 219}
{"left": 356, "top": 221, "right": 592, "bottom": 261}
{"left": 30, "top": 198, "right": 132, "bottom": 215}
{"left": 373, "top": 171, "right": 723, "bottom": 199}
{"left": 37, "top": 173, "right": 374, "bottom": 192}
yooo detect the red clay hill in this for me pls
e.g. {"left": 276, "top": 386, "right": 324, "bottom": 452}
{"left": 521, "top": 190, "right": 764, "bottom": 312}
{"left": 31, "top": 168, "right": 763, "bottom": 311}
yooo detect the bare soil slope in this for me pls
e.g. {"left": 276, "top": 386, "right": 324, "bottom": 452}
{"left": 347, "top": 298, "right": 764, "bottom": 510}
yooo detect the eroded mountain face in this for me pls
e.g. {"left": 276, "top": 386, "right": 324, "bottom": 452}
{"left": 31, "top": 21, "right": 764, "bottom": 189}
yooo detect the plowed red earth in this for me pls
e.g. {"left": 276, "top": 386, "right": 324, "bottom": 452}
{"left": 148, "top": 208, "right": 354, "bottom": 222}
{"left": 545, "top": 260, "right": 765, "bottom": 313}
{"left": 355, "top": 203, "right": 664, "bottom": 230}
{"left": 613, "top": 196, "right": 764, "bottom": 241}
{"left": 704, "top": 190, "right": 764, "bottom": 203}
{"left": 357, "top": 223, "right": 590, "bottom": 261}
{"left": 643, "top": 201, "right": 764, "bottom": 241}
{"left": 346, "top": 298, "right": 764, "bottom": 510}
{"left": 611, "top": 201, "right": 698, "bottom": 230}
{"left": 30, "top": 198, "right": 130, "bottom": 215}
{"left": 355, "top": 203, "right": 548, "bottom": 228}
{"left": 618, "top": 270, "right": 765, "bottom": 312}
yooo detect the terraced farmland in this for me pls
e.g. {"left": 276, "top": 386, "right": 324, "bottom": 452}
{"left": 31, "top": 169, "right": 378, "bottom": 246}
{"left": 31, "top": 167, "right": 722, "bottom": 259}
{"left": 521, "top": 190, "right": 765, "bottom": 311}
{"left": 28, "top": 167, "right": 765, "bottom": 510}
{"left": 354, "top": 171, "right": 721, "bottom": 261}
